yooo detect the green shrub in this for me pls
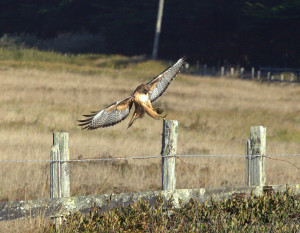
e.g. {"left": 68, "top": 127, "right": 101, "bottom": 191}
{"left": 45, "top": 189, "right": 300, "bottom": 232}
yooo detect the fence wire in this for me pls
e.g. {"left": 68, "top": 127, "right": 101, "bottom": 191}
{"left": 0, "top": 153, "right": 299, "bottom": 163}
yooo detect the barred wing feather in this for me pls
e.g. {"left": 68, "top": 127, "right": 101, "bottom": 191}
{"left": 148, "top": 57, "right": 185, "bottom": 103}
{"left": 78, "top": 97, "right": 133, "bottom": 130}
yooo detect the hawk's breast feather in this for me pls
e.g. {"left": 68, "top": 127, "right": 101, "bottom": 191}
{"left": 136, "top": 94, "right": 149, "bottom": 103}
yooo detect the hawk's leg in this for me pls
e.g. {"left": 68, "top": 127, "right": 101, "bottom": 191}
{"left": 142, "top": 104, "right": 168, "bottom": 120}
{"left": 126, "top": 113, "right": 139, "bottom": 130}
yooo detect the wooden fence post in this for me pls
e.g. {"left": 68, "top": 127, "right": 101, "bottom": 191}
{"left": 59, "top": 133, "right": 70, "bottom": 198}
{"left": 50, "top": 132, "right": 70, "bottom": 227}
{"left": 51, "top": 132, "right": 70, "bottom": 198}
{"left": 161, "top": 120, "right": 178, "bottom": 191}
{"left": 50, "top": 145, "right": 60, "bottom": 198}
{"left": 246, "top": 126, "right": 266, "bottom": 186}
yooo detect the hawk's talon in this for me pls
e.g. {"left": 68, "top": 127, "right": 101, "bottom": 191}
{"left": 159, "top": 113, "right": 168, "bottom": 119}
{"left": 154, "top": 106, "right": 165, "bottom": 115}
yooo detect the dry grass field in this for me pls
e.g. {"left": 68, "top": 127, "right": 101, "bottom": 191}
{"left": 0, "top": 49, "right": 300, "bottom": 205}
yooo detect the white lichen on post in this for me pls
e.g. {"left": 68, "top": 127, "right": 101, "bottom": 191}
{"left": 161, "top": 120, "right": 178, "bottom": 191}
{"left": 248, "top": 126, "right": 266, "bottom": 186}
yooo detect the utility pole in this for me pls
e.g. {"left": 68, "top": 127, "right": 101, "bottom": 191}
{"left": 152, "top": 0, "right": 164, "bottom": 59}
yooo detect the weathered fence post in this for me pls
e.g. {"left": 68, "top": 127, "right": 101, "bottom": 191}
{"left": 245, "top": 126, "right": 266, "bottom": 186}
{"left": 59, "top": 133, "right": 70, "bottom": 198}
{"left": 51, "top": 132, "right": 70, "bottom": 198}
{"left": 50, "top": 145, "right": 60, "bottom": 198}
{"left": 50, "top": 132, "right": 70, "bottom": 226}
{"left": 161, "top": 120, "right": 178, "bottom": 191}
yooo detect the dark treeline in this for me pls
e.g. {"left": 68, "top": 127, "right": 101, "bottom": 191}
{"left": 0, "top": 0, "right": 299, "bottom": 67}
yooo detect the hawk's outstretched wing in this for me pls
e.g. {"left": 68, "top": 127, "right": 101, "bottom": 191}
{"left": 147, "top": 57, "right": 185, "bottom": 103}
{"left": 78, "top": 97, "right": 133, "bottom": 130}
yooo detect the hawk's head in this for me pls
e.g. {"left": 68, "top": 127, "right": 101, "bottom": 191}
{"left": 136, "top": 84, "right": 150, "bottom": 94}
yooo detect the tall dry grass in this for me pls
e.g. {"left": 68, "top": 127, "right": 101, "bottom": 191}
{"left": 0, "top": 54, "right": 300, "bottom": 204}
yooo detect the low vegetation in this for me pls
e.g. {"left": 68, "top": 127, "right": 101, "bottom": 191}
{"left": 42, "top": 189, "right": 300, "bottom": 232}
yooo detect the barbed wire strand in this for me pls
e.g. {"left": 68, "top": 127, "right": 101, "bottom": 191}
{"left": 0, "top": 153, "right": 299, "bottom": 163}
{"left": 264, "top": 156, "right": 300, "bottom": 171}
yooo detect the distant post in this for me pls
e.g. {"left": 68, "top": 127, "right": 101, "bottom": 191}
{"left": 251, "top": 67, "right": 255, "bottom": 79}
{"left": 161, "top": 120, "right": 178, "bottom": 191}
{"left": 246, "top": 126, "right": 266, "bottom": 186}
{"left": 257, "top": 71, "right": 261, "bottom": 80}
{"left": 240, "top": 67, "right": 244, "bottom": 79}
{"left": 221, "top": 66, "right": 225, "bottom": 76}
{"left": 152, "top": 0, "right": 165, "bottom": 59}
{"left": 230, "top": 67, "right": 234, "bottom": 76}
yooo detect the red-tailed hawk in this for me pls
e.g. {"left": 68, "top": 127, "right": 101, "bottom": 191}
{"left": 78, "top": 57, "right": 186, "bottom": 130}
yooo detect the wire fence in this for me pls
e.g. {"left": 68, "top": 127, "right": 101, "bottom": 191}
{"left": 0, "top": 153, "right": 299, "bottom": 163}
